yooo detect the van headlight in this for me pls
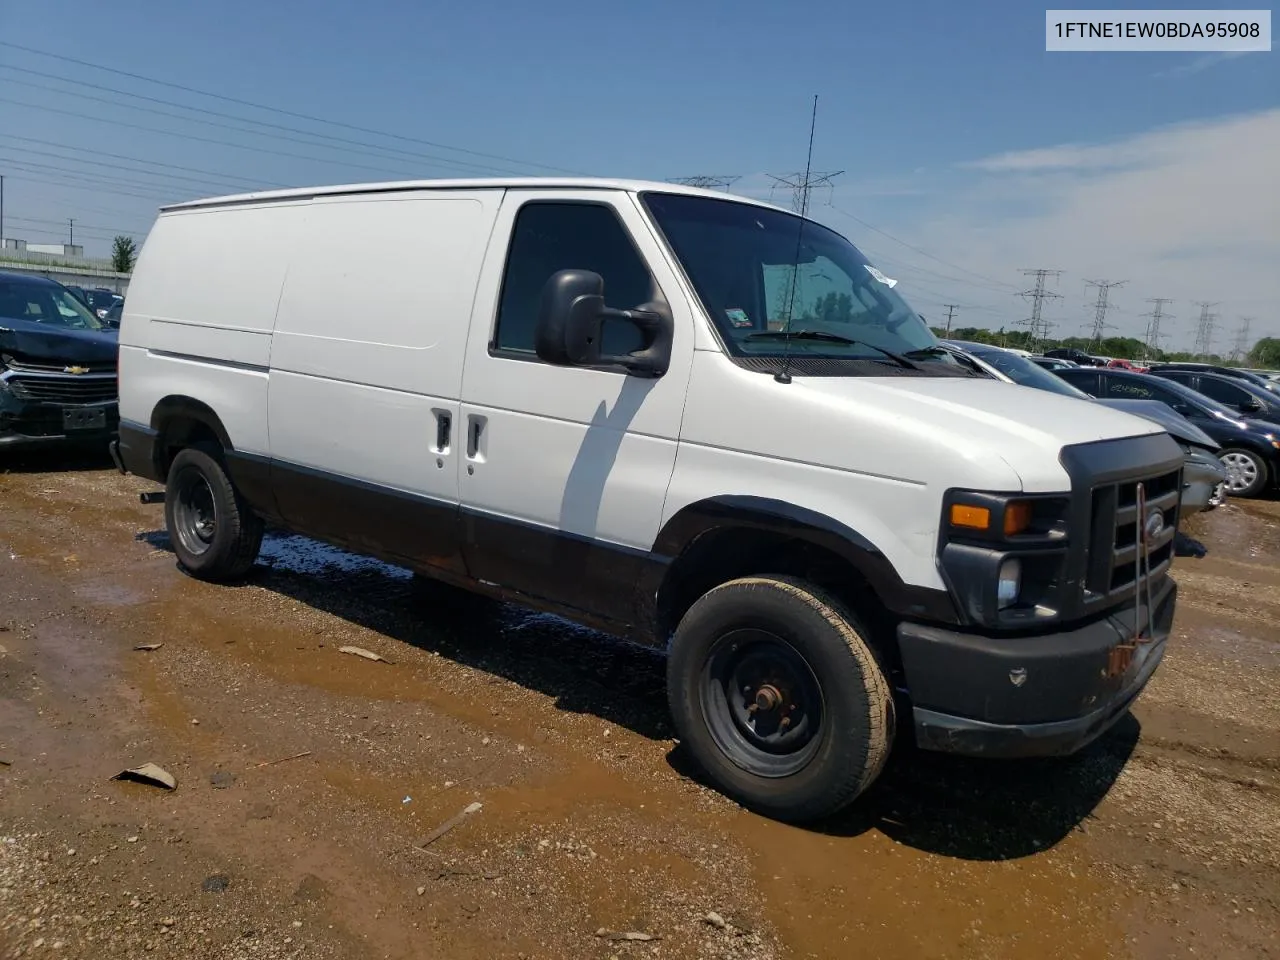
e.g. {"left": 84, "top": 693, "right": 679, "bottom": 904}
{"left": 997, "top": 559, "right": 1022, "bottom": 609}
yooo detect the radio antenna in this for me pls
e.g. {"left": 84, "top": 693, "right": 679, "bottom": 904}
{"left": 775, "top": 94, "right": 820, "bottom": 385}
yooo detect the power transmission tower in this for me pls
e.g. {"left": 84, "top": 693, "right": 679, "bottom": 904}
{"left": 943, "top": 304, "right": 959, "bottom": 335}
{"left": 1083, "top": 279, "right": 1126, "bottom": 348}
{"left": 766, "top": 170, "right": 844, "bottom": 213}
{"left": 667, "top": 175, "right": 741, "bottom": 191}
{"left": 1192, "top": 301, "right": 1220, "bottom": 359}
{"left": 767, "top": 96, "right": 842, "bottom": 218}
{"left": 1231, "top": 317, "right": 1254, "bottom": 363}
{"left": 1141, "top": 298, "right": 1173, "bottom": 359}
{"left": 1016, "top": 269, "right": 1063, "bottom": 352}
{"left": 764, "top": 96, "right": 840, "bottom": 329}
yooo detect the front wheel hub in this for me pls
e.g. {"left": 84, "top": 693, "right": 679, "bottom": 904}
{"left": 701, "top": 630, "right": 825, "bottom": 778}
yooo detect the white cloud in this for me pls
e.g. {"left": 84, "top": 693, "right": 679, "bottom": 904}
{"left": 1152, "top": 50, "right": 1251, "bottom": 78}
{"left": 875, "top": 109, "right": 1280, "bottom": 349}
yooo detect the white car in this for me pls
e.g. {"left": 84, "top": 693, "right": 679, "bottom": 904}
{"left": 111, "top": 178, "right": 1182, "bottom": 822}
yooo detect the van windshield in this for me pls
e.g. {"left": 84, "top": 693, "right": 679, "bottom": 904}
{"left": 641, "top": 192, "right": 942, "bottom": 367}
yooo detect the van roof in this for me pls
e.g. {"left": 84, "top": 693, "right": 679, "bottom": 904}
{"left": 159, "top": 178, "right": 794, "bottom": 214}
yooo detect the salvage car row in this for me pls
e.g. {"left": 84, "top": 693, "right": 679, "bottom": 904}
{"left": 2, "top": 180, "right": 1277, "bottom": 824}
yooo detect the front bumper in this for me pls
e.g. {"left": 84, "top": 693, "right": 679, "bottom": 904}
{"left": 0, "top": 400, "right": 119, "bottom": 448}
{"left": 898, "top": 576, "right": 1175, "bottom": 758}
{"left": 1180, "top": 449, "right": 1227, "bottom": 516}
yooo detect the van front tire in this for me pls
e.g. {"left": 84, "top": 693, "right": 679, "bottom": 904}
{"left": 164, "top": 445, "right": 264, "bottom": 582}
{"left": 666, "top": 575, "right": 894, "bottom": 824}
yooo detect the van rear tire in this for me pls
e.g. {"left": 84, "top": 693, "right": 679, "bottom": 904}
{"left": 164, "top": 445, "right": 264, "bottom": 582}
{"left": 666, "top": 575, "right": 894, "bottom": 824}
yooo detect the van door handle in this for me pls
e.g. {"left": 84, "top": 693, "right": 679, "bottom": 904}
{"left": 435, "top": 412, "right": 451, "bottom": 452}
{"left": 466, "top": 415, "right": 486, "bottom": 461}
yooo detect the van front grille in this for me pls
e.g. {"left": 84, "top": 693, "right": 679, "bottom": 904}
{"left": 1084, "top": 467, "right": 1181, "bottom": 602}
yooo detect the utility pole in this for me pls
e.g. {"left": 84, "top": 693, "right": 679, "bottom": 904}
{"left": 1016, "top": 269, "right": 1063, "bottom": 352}
{"left": 1083, "top": 279, "right": 1126, "bottom": 348}
{"left": 0, "top": 174, "right": 5, "bottom": 249}
{"left": 943, "top": 303, "right": 959, "bottom": 336}
{"left": 1231, "top": 317, "right": 1254, "bottom": 363}
{"left": 1192, "top": 301, "right": 1220, "bottom": 359}
{"left": 68, "top": 218, "right": 75, "bottom": 247}
{"left": 1141, "top": 298, "right": 1173, "bottom": 360}
{"left": 667, "top": 176, "right": 741, "bottom": 191}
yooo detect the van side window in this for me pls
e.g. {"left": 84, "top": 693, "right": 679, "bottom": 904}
{"left": 494, "top": 202, "right": 656, "bottom": 357}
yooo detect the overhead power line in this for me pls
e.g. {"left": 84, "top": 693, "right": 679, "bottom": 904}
{"left": 0, "top": 68, "right": 526, "bottom": 178}
{"left": 0, "top": 133, "right": 283, "bottom": 189}
{"left": 667, "top": 176, "right": 741, "bottom": 191}
{"left": 0, "top": 156, "right": 196, "bottom": 199}
{"left": 0, "top": 141, "right": 272, "bottom": 193}
{"left": 855, "top": 247, "right": 1019, "bottom": 298}
{"left": 0, "top": 40, "right": 581, "bottom": 175}
{"left": 0, "top": 85, "right": 437, "bottom": 179}
{"left": 0, "top": 95, "right": 427, "bottom": 183}
{"left": 824, "top": 203, "right": 1022, "bottom": 293}
{"left": 6, "top": 214, "right": 146, "bottom": 235}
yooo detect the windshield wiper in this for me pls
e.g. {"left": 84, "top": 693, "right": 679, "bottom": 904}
{"left": 902, "top": 346, "right": 951, "bottom": 359}
{"left": 745, "top": 330, "right": 920, "bottom": 370}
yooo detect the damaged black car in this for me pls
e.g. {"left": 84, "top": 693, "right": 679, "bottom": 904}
{"left": 0, "top": 272, "right": 119, "bottom": 450}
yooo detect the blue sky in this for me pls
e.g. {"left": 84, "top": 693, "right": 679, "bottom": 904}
{"left": 0, "top": 0, "right": 1275, "bottom": 348}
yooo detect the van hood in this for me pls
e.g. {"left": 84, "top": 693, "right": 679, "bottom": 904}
{"left": 682, "top": 355, "right": 1169, "bottom": 495}
{"left": 780, "top": 374, "right": 1164, "bottom": 492}
{"left": 0, "top": 317, "right": 119, "bottom": 365}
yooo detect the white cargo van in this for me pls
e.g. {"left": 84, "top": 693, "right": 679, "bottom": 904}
{"left": 113, "top": 179, "right": 1182, "bottom": 822}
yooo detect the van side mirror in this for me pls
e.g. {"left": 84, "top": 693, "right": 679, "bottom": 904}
{"left": 1241, "top": 397, "right": 1263, "bottom": 413}
{"left": 533, "top": 269, "right": 673, "bottom": 377}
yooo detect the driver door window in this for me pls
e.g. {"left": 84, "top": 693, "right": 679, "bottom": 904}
{"left": 1198, "top": 377, "right": 1251, "bottom": 409}
{"left": 494, "top": 202, "right": 657, "bottom": 359}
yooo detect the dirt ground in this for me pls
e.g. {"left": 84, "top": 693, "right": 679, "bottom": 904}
{"left": 1, "top": 448, "right": 1277, "bottom": 960}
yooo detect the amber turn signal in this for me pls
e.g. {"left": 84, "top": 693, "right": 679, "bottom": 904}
{"left": 949, "top": 504, "right": 991, "bottom": 530}
{"left": 1003, "top": 501, "right": 1033, "bottom": 536}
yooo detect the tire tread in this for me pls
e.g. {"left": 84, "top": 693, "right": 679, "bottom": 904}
{"left": 668, "top": 573, "right": 894, "bottom": 822}
{"left": 165, "top": 444, "right": 263, "bottom": 582}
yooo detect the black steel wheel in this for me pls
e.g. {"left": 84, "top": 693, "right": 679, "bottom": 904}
{"left": 164, "top": 445, "right": 263, "bottom": 582}
{"left": 667, "top": 575, "right": 893, "bottom": 823}
{"left": 171, "top": 468, "right": 217, "bottom": 558}
{"left": 701, "top": 629, "right": 825, "bottom": 778}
